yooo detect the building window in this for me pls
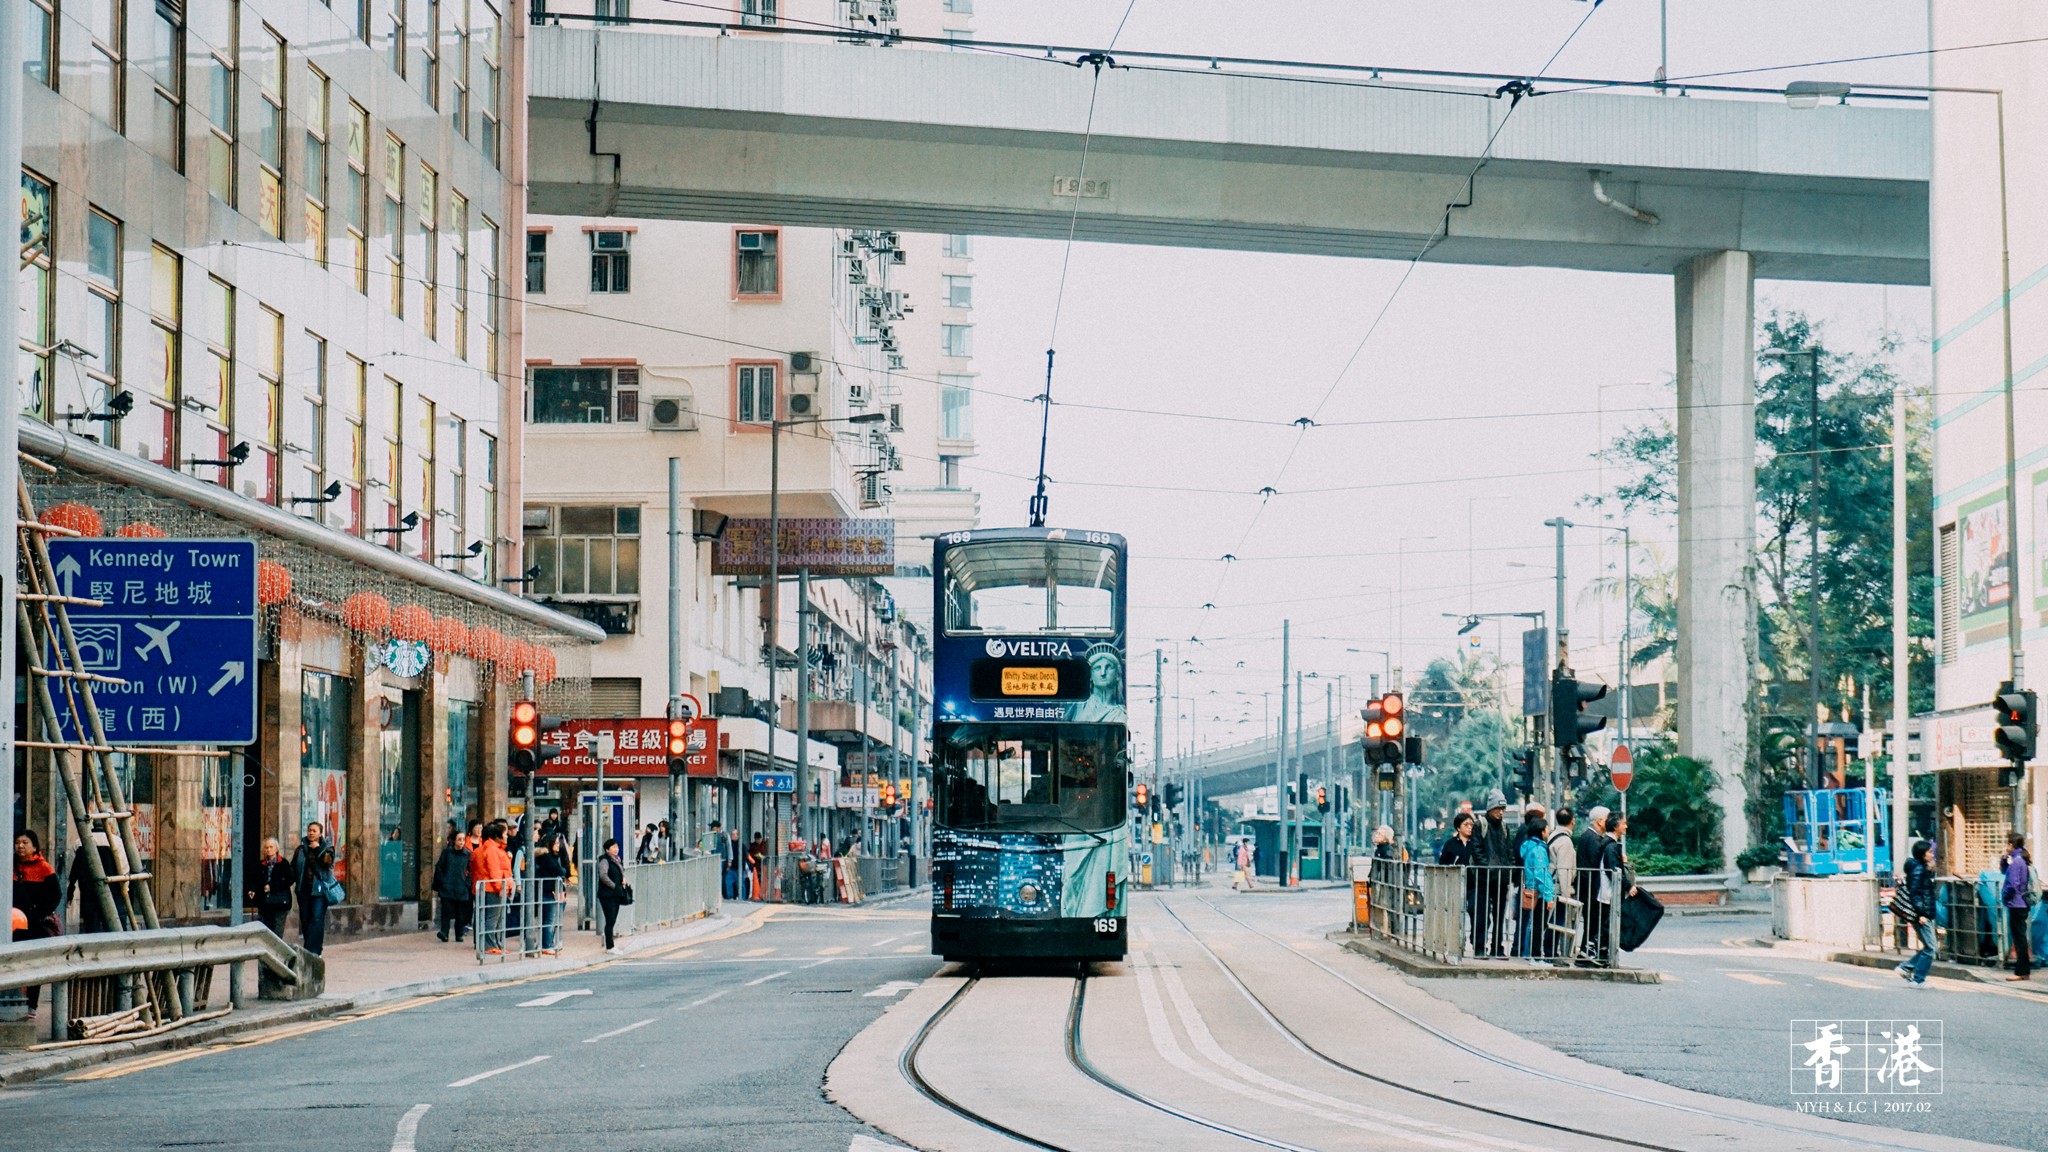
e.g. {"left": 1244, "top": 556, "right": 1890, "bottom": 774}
{"left": 940, "top": 455, "right": 962, "bottom": 488}
{"left": 450, "top": 0, "right": 470, "bottom": 138}
{"left": 415, "top": 395, "right": 436, "bottom": 558}
{"left": 481, "top": 216, "right": 500, "bottom": 374}
{"left": 479, "top": 0, "right": 502, "bottom": 167}
{"left": 143, "top": 1, "right": 184, "bottom": 170}
{"left": 418, "top": 162, "right": 438, "bottom": 337}
{"left": 943, "top": 0, "right": 972, "bottom": 11}
{"left": 940, "top": 375, "right": 973, "bottom": 440}
{"left": 206, "top": 35, "right": 238, "bottom": 206}
{"left": 256, "top": 27, "right": 287, "bottom": 238}
{"left": 530, "top": 366, "right": 639, "bottom": 424}
{"left": 382, "top": 376, "right": 404, "bottom": 530}
{"left": 942, "top": 233, "right": 972, "bottom": 258}
{"left": 525, "top": 231, "right": 547, "bottom": 293}
{"left": 305, "top": 66, "right": 330, "bottom": 266}
{"left": 345, "top": 102, "right": 370, "bottom": 292}
{"left": 480, "top": 430, "right": 498, "bottom": 577}
{"left": 740, "top": 0, "right": 776, "bottom": 27}
{"left": 146, "top": 244, "right": 182, "bottom": 465}
{"left": 596, "top": 0, "right": 630, "bottom": 23}
{"left": 447, "top": 414, "right": 467, "bottom": 549}
{"left": 383, "top": 134, "right": 405, "bottom": 317}
{"left": 1938, "top": 521, "right": 1958, "bottom": 665}
{"left": 19, "top": 172, "right": 55, "bottom": 421}
{"left": 941, "top": 324, "right": 972, "bottom": 358}
{"left": 735, "top": 229, "right": 779, "bottom": 297}
{"left": 251, "top": 305, "right": 283, "bottom": 501}
{"left": 387, "top": 0, "right": 407, "bottom": 76}
{"left": 25, "top": 0, "right": 54, "bottom": 87}
{"left": 589, "top": 230, "right": 630, "bottom": 293}
{"left": 300, "top": 671, "right": 351, "bottom": 881}
{"left": 525, "top": 505, "right": 642, "bottom": 599}
{"left": 734, "top": 362, "right": 777, "bottom": 426}
{"left": 83, "top": 210, "right": 123, "bottom": 433}
{"left": 345, "top": 354, "right": 368, "bottom": 532}
{"left": 419, "top": 0, "right": 440, "bottom": 108}
{"left": 944, "top": 275, "right": 973, "bottom": 309}
{"left": 450, "top": 192, "right": 469, "bottom": 360}
{"left": 199, "top": 276, "right": 236, "bottom": 486}
{"left": 303, "top": 332, "right": 328, "bottom": 495}
{"left": 86, "top": 0, "right": 125, "bottom": 128}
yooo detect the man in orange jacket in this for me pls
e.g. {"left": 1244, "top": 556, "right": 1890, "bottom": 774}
{"left": 469, "top": 822, "right": 513, "bottom": 953}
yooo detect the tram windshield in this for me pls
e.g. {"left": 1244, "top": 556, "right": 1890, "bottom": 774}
{"left": 943, "top": 541, "right": 1119, "bottom": 636}
{"left": 934, "top": 723, "right": 1125, "bottom": 833}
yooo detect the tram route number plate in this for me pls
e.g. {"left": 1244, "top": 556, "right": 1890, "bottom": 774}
{"left": 1092, "top": 917, "right": 1121, "bottom": 937}
{"left": 1000, "top": 666, "right": 1062, "bottom": 696}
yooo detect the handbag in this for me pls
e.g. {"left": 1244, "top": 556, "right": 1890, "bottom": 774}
{"left": 320, "top": 876, "right": 346, "bottom": 905}
{"left": 1889, "top": 888, "right": 1920, "bottom": 923}
{"left": 1519, "top": 887, "right": 1538, "bottom": 911}
{"left": 618, "top": 882, "right": 634, "bottom": 907}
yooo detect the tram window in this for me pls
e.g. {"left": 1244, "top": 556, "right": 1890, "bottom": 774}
{"left": 935, "top": 724, "right": 1122, "bottom": 832}
{"left": 943, "top": 541, "right": 1118, "bottom": 635}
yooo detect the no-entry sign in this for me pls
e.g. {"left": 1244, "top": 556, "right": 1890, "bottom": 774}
{"left": 1610, "top": 743, "right": 1634, "bottom": 792}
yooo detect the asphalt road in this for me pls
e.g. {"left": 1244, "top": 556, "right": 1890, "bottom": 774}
{"left": 0, "top": 904, "right": 941, "bottom": 1152}
{"left": 1423, "top": 908, "right": 2048, "bottom": 1151}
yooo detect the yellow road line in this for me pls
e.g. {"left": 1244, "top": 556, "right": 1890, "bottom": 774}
{"left": 1817, "top": 974, "right": 1877, "bottom": 989}
{"left": 1724, "top": 971, "right": 1783, "bottom": 986}
{"left": 894, "top": 944, "right": 927, "bottom": 954}
{"left": 817, "top": 946, "right": 849, "bottom": 956}
{"left": 741, "top": 947, "right": 776, "bottom": 958}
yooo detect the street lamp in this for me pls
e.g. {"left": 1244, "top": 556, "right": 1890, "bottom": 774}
{"left": 767, "top": 407, "right": 887, "bottom": 849}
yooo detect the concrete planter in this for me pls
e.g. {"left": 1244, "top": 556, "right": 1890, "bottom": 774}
{"left": 1744, "top": 865, "right": 1782, "bottom": 884}
{"left": 1636, "top": 871, "right": 1740, "bottom": 906}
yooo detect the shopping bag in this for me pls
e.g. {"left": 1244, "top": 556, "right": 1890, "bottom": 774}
{"left": 1619, "top": 888, "right": 1664, "bottom": 952}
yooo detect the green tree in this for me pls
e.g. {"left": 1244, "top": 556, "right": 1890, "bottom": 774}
{"left": 1574, "top": 743, "right": 1723, "bottom": 865}
{"left": 1588, "top": 309, "right": 1935, "bottom": 845}
{"left": 1413, "top": 708, "right": 1514, "bottom": 833}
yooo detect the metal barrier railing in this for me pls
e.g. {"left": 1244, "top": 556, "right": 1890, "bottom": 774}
{"left": 617, "top": 855, "right": 722, "bottom": 933}
{"left": 1361, "top": 859, "right": 1624, "bottom": 968}
{"left": 1932, "top": 875, "right": 2010, "bottom": 966}
{"left": 0, "top": 924, "right": 308, "bottom": 1043}
{"left": 856, "top": 855, "right": 909, "bottom": 897}
{"left": 472, "top": 877, "right": 569, "bottom": 962}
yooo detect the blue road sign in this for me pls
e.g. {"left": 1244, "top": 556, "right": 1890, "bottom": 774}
{"left": 48, "top": 538, "right": 259, "bottom": 746}
{"left": 1522, "top": 626, "right": 1550, "bottom": 717}
{"left": 749, "top": 770, "right": 796, "bottom": 794}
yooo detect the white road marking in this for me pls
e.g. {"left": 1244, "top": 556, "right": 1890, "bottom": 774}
{"left": 744, "top": 969, "right": 791, "bottom": 986}
{"left": 864, "top": 980, "right": 918, "bottom": 999}
{"left": 818, "top": 945, "right": 850, "bottom": 955}
{"left": 893, "top": 944, "right": 925, "bottom": 954}
{"left": 389, "top": 1104, "right": 430, "bottom": 1152}
{"left": 447, "top": 1055, "right": 550, "bottom": 1088}
{"left": 680, "top": 989, "right": 732, "bottom": 1011}
{"left": 1818, "top": 974, "right": 1878, "bottom": 989}
{"left": 849, "top": 1136, "right": 897, "bottom": 1151}
{"left": 805, "top": 958, "right": 836, "bottom": 969}
{"left": 517, "top": 988, "right": 593, "bottom": 1007}
{"left": 583, "top": 1018, "right": 657, "bottom": 1043}
{"left": 741, "top": 946, "right": 776, "bottom": 957}
{"left": 1724, "top": 971, "right": 1783, "bottom": 986}
{"left": 871, "top": 933, "right": 909, "bottom": 947}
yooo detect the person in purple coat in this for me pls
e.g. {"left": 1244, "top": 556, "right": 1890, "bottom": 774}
{"left": 2001, "top": 833, "right": 2034, "bottom": 981}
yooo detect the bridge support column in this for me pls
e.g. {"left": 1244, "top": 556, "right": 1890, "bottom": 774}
{"left": 1673, "top": 250, "right": 1758, "bottom": 869}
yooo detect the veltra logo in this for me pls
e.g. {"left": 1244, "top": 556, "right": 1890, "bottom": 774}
{"left": 983, "top": 639, "right": 1075, "bottom": 659}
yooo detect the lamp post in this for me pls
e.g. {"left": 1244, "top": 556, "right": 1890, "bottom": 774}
{"left": 767, "top": 409, "right": 886, "bottom": 850}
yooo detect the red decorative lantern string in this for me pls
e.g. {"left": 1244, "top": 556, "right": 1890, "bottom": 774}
{"left": 391, "top": 604, "right": 433, "bottom": 641}
{"left": 115, "top": 522, "right": 167, "bottom": 538}
{"left": 341, "top": 591, "right": 392, "bottom": 635}
{"left": 42, "top": 503, "right": 103, "bottom": 538}
{"left": 257, "top": 561, "right": 293, "bottom": 606}
{"left": 532, "top": 647, "right": 558, "bottom": 688}
{"left": 429, "top": 616, "right": 470, "bottom": 655}
{"left": 468, "top": 626, "right": 504, "bottom": 664}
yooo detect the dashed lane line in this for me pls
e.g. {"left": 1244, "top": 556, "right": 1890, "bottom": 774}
{"left": 447, "top": 1054, "right": 550, "bottom": 1088}
{"left": 1817, "top": 975, "right": 1879, "bottom": 990}
{"left": 744, "top": 969, "right": 791, "bottom": 987}
{"left": 818, "top": 946, "right": 850, "bottom": 955}
{"left": 389, "top": 1104, "right": 430, "bottom": 1152}
{"left": 583, "top": 1018, "right": 657, "bottom": 1043}
{"left": 1723, "top": 971, "right": 1784, "bottom": 986}
{"left": 894, "top": 944, "right": 926, "bottom": 954}
{"left": 678, "top": 989, "right": 731, "bottom": 1011}
{"left": 741, "top": 946, "right": 776, "bottom": 958}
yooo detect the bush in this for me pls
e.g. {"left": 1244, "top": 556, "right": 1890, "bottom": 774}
{"left": 1736, "top": 843, "right": 1784, "bottom": 872}
{"left": 1631, "top": 852, "right": 1717, "bottom": 877}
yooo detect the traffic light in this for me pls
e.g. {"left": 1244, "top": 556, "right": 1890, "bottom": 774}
{"left": 1133, "top": 781, "right": 1149, "bottom": 810}
{"left": 665, "top": 718, "right": 691, "bottom": 773}
{"left": 509, "top": 700, "right": 566, "bottom": 773}
{"left": 1994, "top": 681, "right": 2038, "bottom": 771}
{"left": 1362, "top": 692, "right": 1406, "bottom": 765}
{"left": 1315, "top": 784, "right": 1329, "bottom": 812}
{"left": 1550, "top": 671, "right": 1608, "bottom": 750}
{"left": 1162, "top": 782, "right": 1184, "bottom": 810}
{"left": 1509, "top": 747, "right": 1535, "bottom": 799}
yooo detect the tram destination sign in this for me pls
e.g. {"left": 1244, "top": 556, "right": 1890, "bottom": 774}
{"left": 712, "top": 517, "right": 895, "bottom": 577}
{"left": 46, "top": 538, "right": 259, "bottom": 746}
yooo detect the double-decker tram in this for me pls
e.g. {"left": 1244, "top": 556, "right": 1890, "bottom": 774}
{"left": 930, "top": 527, "right": 1130, "bottom": 963}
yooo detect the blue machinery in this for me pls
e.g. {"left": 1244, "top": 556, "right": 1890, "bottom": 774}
{"left": 1782, "top": 788, "right": 1892, "bottom": 877}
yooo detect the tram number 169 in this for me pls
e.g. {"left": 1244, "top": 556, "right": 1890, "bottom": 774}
{"left": 1092, "top": 917, "right": 1121, "bottom": 937}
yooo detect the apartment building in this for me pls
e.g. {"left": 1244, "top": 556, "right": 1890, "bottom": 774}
{"left": 15, "top": 0, "right": 600, "bottom": 936}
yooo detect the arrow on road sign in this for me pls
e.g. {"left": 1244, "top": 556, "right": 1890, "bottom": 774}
{"left": 208, "top": 660, "right": 246, "bottom": 696}
{"left": 55, "top": 554, "right": 80, "bottom": 598}
{"left": 517, "top": 989, "right": 593, "bottom": 1008}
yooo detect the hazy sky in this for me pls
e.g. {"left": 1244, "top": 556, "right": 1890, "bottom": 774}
{"left": 950, "top": 1, "right": 1933, "bottom": 761}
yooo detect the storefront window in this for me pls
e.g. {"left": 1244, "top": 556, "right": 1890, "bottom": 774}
{"left": 448, "top": 700, "right": 478, "bottom": 830}
{"left": 199, "top": 754, "right": 236, "bottom": 912}
{"left": 378, "top": 687, "right": 421, "bottom": 901}
{"left": 301, "top": 671, "right": 350, "bottom": 880}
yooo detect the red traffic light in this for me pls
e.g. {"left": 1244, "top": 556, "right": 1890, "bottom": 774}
{"left": 1384, "top": 715, "right": 1404, "bottom": 738}
{"left": 1134, "top": 782, "right": 1150, "bottom": 807}
{"left": 511, "top": 699, "right": 538, "bottom": 750}
{"left": 1382, "top": 692, "right": 1404, "bottom": 717}
{"left": 667, "top": 718, "right": 690, "bottom": 757}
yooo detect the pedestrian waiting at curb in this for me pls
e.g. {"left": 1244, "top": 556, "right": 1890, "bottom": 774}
{"left": 1895, "top": 838, "right": 1938, "bottom": 985}
{"left": 292, "top": 821, "right": 338, "bottom": 956}
{"left": 249, "top": 837, "right": 296, "bottom": 940}
{"left": 533, "top": 810, "right": 570, "bottom": 955}
{"left": 2001, "top": 833, "right": 2035, "bottom": 981}
{"left": 1516, "top": 805, "right": 1556, "bottom": 958}
{"left": 470, "top": 821, "right": 513, "bottom": 954}
{"left": 433, "top": 830, "right": 473, "bottom": 943}
{"left": 1472, "top": 789, "right": 1516, "bottom": 958}
{"left": 596, "top": 837, "right": 629, "bottom": 951}
{"left": 12, "top": 831, "right": 60, "bottom": 1010}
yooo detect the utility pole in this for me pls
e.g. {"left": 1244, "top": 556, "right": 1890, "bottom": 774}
{"left": 1279, "top": 621, "right": 1291, "bottom": 885}
{"left": 1891, "top": 375, "right": 1911, "bottom": 861}
{"left": 1294, "top": 669, "right": 1305, "bottom": 884}
{"left": 668, "top": 457, "right": 685, "bottom": 842}
{"left": 796, "top": 567, "right": 812, "bottom": 849}
{"left": 0, "top": 0, "right": 22, "bottom": 949}
{"left": 1152, "top": 647, "right": 1164, "bottom": 844}
{"left": 1545, "top": 516, "right": 1571, "bottom": 805}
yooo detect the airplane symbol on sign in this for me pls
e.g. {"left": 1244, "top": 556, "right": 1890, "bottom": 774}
{"left": 134, "top": 621, "right": 181, "bottom": 664}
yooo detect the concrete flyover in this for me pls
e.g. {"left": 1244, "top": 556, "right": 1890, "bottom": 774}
{"left": 526, "top": 24, "right": 1934, "bottom": 863}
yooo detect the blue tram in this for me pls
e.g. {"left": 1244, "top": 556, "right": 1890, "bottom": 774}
{"left": 929, "top": 527, "right": 1130, "bottom": 963}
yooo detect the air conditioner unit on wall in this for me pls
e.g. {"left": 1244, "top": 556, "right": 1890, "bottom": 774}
{"left": 787, "top": 372, "right": 821, "bottom": 418}
{"left": 790, "top": 351, "right": 821, "bottom": 375}
{"left": 650, "top": 393, "right": 698, "bottom": 431}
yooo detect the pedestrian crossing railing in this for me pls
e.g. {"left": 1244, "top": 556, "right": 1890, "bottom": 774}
{"left": 471, "top": 877, "right": 568, "bottom": 963}
{"left": 1360, "top": 860, "right": 1626, "bottom": 968}
{"left": 617, "top": 855, "right": 722, "bottom": 934}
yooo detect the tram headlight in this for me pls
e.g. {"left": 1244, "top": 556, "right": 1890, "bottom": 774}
{"left": 1018, "top": 884, "right": 1040, "bottom": 905}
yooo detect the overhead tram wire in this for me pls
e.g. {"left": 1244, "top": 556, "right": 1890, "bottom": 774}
{"left": 1028, "top": 0, "right": 1140, "bottom": 528}
{"left": 1205, "top": 0, "right": 1610, "bottom": 610}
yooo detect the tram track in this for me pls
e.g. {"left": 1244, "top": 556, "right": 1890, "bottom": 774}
{"left": 1164, "top": 896, "right": 1951, "bottom": 1152}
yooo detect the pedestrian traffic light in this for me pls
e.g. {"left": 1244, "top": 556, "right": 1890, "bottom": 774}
{"left": 1509, "top": 747, "right": 1534, "bottom": 799}
{"left": 1994, "top": 680, "right": 2038, "bottom": 770}
{"left": 1550, "top": 671, "right": 1607, "bottom": 750}
{"left": 509, "top": 700, "right": 566, "bottom": 772}
{"left": 1315, "top": 784, "right": 1329, "bottom": 812}
{"left": 1362, "top": 693, "right": 1406, "bottom": 765}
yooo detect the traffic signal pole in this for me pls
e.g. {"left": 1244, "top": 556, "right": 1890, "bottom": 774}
{"left": 1546, "top": 516, "right": 1571, "bottom": 804}
{"left": 1278, "top": 621, "right": 1290, "bottom": 885}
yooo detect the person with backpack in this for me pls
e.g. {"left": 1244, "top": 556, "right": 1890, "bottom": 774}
{"left": 2001, "top": 833, "right": 2034, "bottom": 981}
{"left": 292, "top": 822, "right": 339, "bottom": 955}
{"left": 1894, "top": 839, "right": 1938, "bottom": 985}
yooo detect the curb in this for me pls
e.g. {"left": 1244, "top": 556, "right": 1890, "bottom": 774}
{"left": 1826, "top": 949, "right": 1984, "bottom": 985}
{"left": 0, "top": 909, "right": 743, "bottom": 1087}
{"left": 1336, "top": 933, "right": 1662, "bottom": 983}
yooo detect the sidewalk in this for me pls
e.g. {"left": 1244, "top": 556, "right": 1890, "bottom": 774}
{"left": 1745, "top": 933, "right": 2048, "bottom": 998}
{"left": 0, "top": 906, "right": 754, "bottom": 1087}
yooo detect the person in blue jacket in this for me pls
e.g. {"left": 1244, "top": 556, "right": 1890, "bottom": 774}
{"left": 1517, "top": 806, "right": 1558, "bottom": 959}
